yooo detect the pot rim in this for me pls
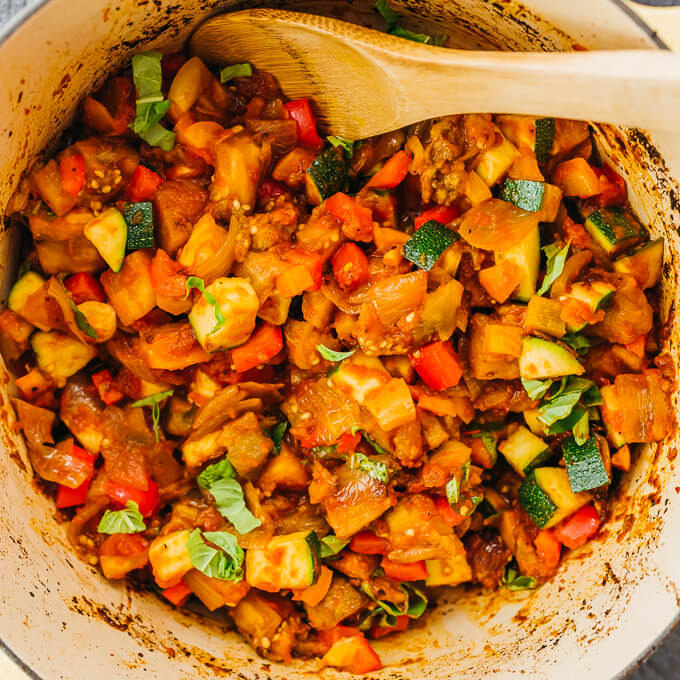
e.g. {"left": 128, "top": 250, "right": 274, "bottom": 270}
{"left": 0, "top": 1, "right": 673, "bottom": 678}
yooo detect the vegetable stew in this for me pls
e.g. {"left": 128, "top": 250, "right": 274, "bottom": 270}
{"left": 3, "top": 35, "right": 674, "bottom": 676}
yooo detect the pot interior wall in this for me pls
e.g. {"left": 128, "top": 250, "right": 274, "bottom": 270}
{"left": 1, "top": 1, "right": 679, "bottom": 679}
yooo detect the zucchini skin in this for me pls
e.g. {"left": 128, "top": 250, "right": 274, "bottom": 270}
{"left": 500, "top": 179, "right": 545, "bottom": 212}
{"left": 562, "top": 436, "right": 610, "bottom": 493}
{"left": 124, "top": 202, "right": 155, "bottom": 250}
{"left": 584, "top": 207, "right": 641, "bottom": 255}
{"left": 518, "top": 469, "right": 557, "bottom": 528}
{"left": 403, "top": 220, "right": 458, "bottom": 271}
{"left": 533, "top": 118, "right": 555, "bottom": 163}
{"left": 306, "top": 147, "right": 348, "bottom": 200}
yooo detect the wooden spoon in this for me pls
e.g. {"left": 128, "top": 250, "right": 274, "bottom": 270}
{"left": 190, "top": 8, "right": 680, "bottom": 139}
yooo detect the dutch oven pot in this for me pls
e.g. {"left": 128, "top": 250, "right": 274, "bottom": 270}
{"left": 1, "top": 1, "right": 679, "bottom": 678}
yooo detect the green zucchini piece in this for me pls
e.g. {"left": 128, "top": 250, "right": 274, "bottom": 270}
{"left": 584, "top": 207, "right": 642, "bottom": 256}
{"left": 519, "top": 467, "right": 592, "bottom": 528}
{"left": 245, "top": 530, "right": 317, "bottom": 590}
{"left": 83, "top": 207, "right": 127, "bottom": 272}
{"left": 495, "top": 224, "right": 540, "bottom": 301}
{"left": 498, "top": 425, "right": 552, "bottom": 477}
{"left": 8, "top": 271, "right": 48, "bottom": 329}
{"left": 403, "top": 220, "right": 458, "bottom": 271}
{"left": 306, "top": 147, "right": 348, "bottom": 202}
{"left": 613, "top": 238, "right": 663, "bottom": 289}
{"left": 123, "top": 202, "right": 155, "bottom": 250}
{"left": 500, "top": 179, "right": 545, "bottom": 212}
{"left": 31, "top": 330, "right": 97, "bottom": 387}
{"left": 519, "top": 337, "right": 585, "bottom": 380}
{"left": 561, "top": 280, "right": 616, "bottom": 333}
{"left": 562, "top": 435, "right": 609, "bottom": 492}
{"left": 497, "top": 115, "right": 555, "bottom": 163}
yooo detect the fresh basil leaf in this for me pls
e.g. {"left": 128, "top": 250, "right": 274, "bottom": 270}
{"left": 97, "top": 501, "right": 145, "bottom": 534}
{"left": 562, "top": 333, "right": 592, "bottom": 356}
{"left": 390, "top": 25, "right": 437, "bottom": 44}
{"left": 186, "top": 528, "right": 244, "bottom": 581}
{"left": 138, "top": 123, "right": 176, "bottom": 151}
{"left": 502, "top": 564, "right": 537, "bottom": 591}
{"left": 185, "top": 276, "right": 226, "bottom": 334}
{"left": 470, "top": 495, "right": 484, "bottom": 510}
{"left": 350, "top": 452, "right": 390, "bottom": 484}
{"left": 131, "top": 52, "right": 164, "bottom": 99}
{"left": 403, "top": 584, "right": 428, "bottom": 618}
{"left": 266, "top": 421, "right": 288, "bottom": 454}
{"left": 374, "top": 0, "right": 445, "bottom": 45}
{"left": 316, "top": 344, "right": 356, "bottom": 362}
{"left": 219, "top": 62, "right": 252, "bottom": 83}
{"left": 132, "top": 99, "right": 170, "bottom": 135}
{"left": 537, "top": 240, "right": 571, "bottom": 296}
{"left": 573, "top": 410, "right": 590, "bottom": 446}
{"left": 58, "top": 278, "right": 98, "bottom": 339}
{"left": 478, "top": 432, "right": 497, "bottom": 464}
{"left": 319, "top": 534, "right": 349, "bottom": 559}
{"left": 327, "top": 136, "right": 355, "bottom": 157}
{"left": 374, "top": 0, "right": 399, "bottom": 28}
{"left": 548, "top": 407, "right": 588, "bottom": 435}
{"left": 130, "top": 389, "right": 174, "bottom": 442}
{"left": 445, "top": 477, "right": 460, "bottom": 505}
{"left": 197, "top": 456, "right": 236, "bottom": 489}
{"left": 537, "top": 377, "right": 593, "bottom": 427}
{"left": 521, "top": 378, "right": 553, "bottom": 401}
{"left": 582, "top": 385, "right": 602, "bottom": 407}
{"left": 311, "top": 443, "right": 339, "bottom": 458}
{"left": 209, "top": 477, "right": 262, "bottom": 534}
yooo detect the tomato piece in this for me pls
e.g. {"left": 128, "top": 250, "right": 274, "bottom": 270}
{"left": 283, "top": 248, "right": 324, "bottom": 291}
{"left": 332, "top": 243, "right": 370, "bottom": 292}
{"left": 366, "top": 150, "right": 411, "bottom": 189}
{"left": 162, "top": 580, "right": 192, "bottom": 607}
{"left": 283, "top": 98, "right": 323, "bottom": 148}
{"left": 534, "top": 529, "right": 561, "bottom": 570}
{"left": 553, "top": 505, "right": 601, "bottom": 549}
{"left": 91, "top": 369, "right": 124, "bottom": 406}
{"left": 56, "top": 476, "right": 92, "bottom": 508}
{"left": 59, "top": 154, "right": 86, "bottom": 197}
{"left": 128, "top": 164, "right": 163, "bottom": 202}
{"left": 149, "top": 249, "right": 187, "bottom": 298}
{"left": 326, "top": 192, "right": 374, "bottom": 242}
{"left": 64, "top": 272, "right": 107, "bottom": 304}
{"left": 99, "top": 533, "right": 150, "bottom": 580}
{"left": 595, "top": 164, "right": 626, "bottom": 207}
{"left": 370, "top": 614, "right": 409, "bottom": 639}
{"left": 231, "top": 323, "right": 283, "bottom": 373}
{"left": 321, "top": 628, "right": 382, "bottom": 674}
{"left": 414, "top": 204, "right": 461, "bottom": 230}
{"left": 409, "top": 341, "right": 463, "bottom": 391}
{"left": 107, "top": 479, "right": 159, "bottom": 517}
{"left": 349, "top": 530, "right": 389, "bottom": 556}
{"left": 380, "top": 557, "right": 428, "bottom": 581}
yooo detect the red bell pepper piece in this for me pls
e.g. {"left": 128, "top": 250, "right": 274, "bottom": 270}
{"left": 331, "top": 243, "right": 370, "bottom": 292}
{"left": 409, "top": 341, "right": 463, "bottom": 391}
{"left": 162, "top": 580, "right": 192, "bottom": 607}
{"left": 553, "top": 505, "right": 601, "bottom": 549}
{"left": 320, "top": 627, "right": 382, "bottom": 674}
{"left": 128, "top": 164, "right": 163, "bottom": 202}
{"left": 149, "top": 249, "right": 187, "bottom": 297}
{"left": 370, "top": 614, "right": 409, "bottom": 639}
{"left": 283, "top": 98, "right": 323, "bottom": 149}
{"left": 231, "top": 323, "right": 283, "bottom": 373}
{"left": 534, "top": 529, "right": 561, "bottom": 570}
{"left": 56, "top": 476, "right": 92, "bottom": 508}
{"left": 595, "top": 164, "right": 626, "bottom": 207}
{"left": 414, "top": 204, "right": 461, "bottom": 230}
{"left": 63, "top": 272, "right": 107, "bottom": 304}
{"left": 349, "top": 530, "right": 389, "bottom": 556}
{"left": 380, "top": 557, "right": 428, "bottom": 581}
{"left": 107, "top": 479, "right": 159, "bottom": 518}
{"left": 366, "top": 150, "right": 411, "bottom": 189}
{"left": 326, "top": 192, "right": 374, "bottom": 242}
{"left": 433, "top": 494, "right": 466, "bottom": 526}
{"left": 71, "top": 444, "right": 97, "bottom": 467}
{"left": 336, "top": 430, "right": 361, "bottom": 454}
{"left": 91, "top": 369, "right": 124, "bottom": 406}
{"left": 283, "top": 248, "right": 324, "bottom": 292}
{"left": 59, "top": 154, "right": 86, "bottom": 197}
{"left": 257, "top": 178, "right": 287, "bottom": 203}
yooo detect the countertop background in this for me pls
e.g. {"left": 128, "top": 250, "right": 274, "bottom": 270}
{"left": 1, "top": 0, "right": 680, "bottom": 677}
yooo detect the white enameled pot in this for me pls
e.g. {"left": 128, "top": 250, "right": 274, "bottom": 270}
{"left": 1, "top": 1, "right": 680, "bottom": 679}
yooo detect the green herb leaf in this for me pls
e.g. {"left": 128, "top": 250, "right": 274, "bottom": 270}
{"left": 572, "top": 410, "right": 590, "bottom": 446}
{"left": 350, "top": 452, "right": 390, "bottom": 483}
{"left": 537, "top": 377, "right": 593, "bottom": 427}
{"left": 266, "top": 421, "right": 288, "bottom": 454}
{"left": 470, "top": 495, "right": 484, "bottom": 510}
{"left": 502, "top": 565, "right": 538, "bottom": 591}
{"left": 403, "top": 584, "right": 428, "bottom": 618}
{"left": 129, "top": 51, "right": 175, "bottom": 150}
{"left": 219, "top": 63, "right": 252, "bottom": 83}
{"left": 186, "top": 528, "right": 244, "bottom": 581}
{"left": 562, "top": 333, "right": 592, "bottom": 356}
{"left": 521, "top": 378, "right": 553, "bottom": 400}
{"left": 327, "top": 136, "right": 355, "bottom": 157}
{"left": 185, "top": 276, "right": 226, "bottom": 334}
{"left": 97, "top": 501, "right": 146, "bottom": 534}
{"left": 319, "top": 534, "right": 349, "bottom": 559}
{"left": 582, "top": 385, "right": 602, "bottom": 407}
{"left": 351, "top": 427, "right": 390, "bottom": 455}
{"left": 197, "top": 456, "right": 236, "bottom": 489}
{"left": 537, "top": 240, "right": 571, "bottom": 296}
{"left": 445, "top": 477, "right": 460, "bottom": 505}
{"left": 130, "top": 389, "right": 174, "bottom": 442}
{"left": 374, "top": 0, "right": 445, "bottom": 45}
{"left": 390, "top": 25, "right": 437, "bottom": 43}
{"left": 316, "top": 344, "right": 356, "bottom": 362}
{"left": 58, "top": 278, "right": 98, "bottom": 339}
{"left": 548, "top": 407, "right": 588, "bottom": 435}
{"left": 310, "top": 443, "right": 340, "bottom": 458}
